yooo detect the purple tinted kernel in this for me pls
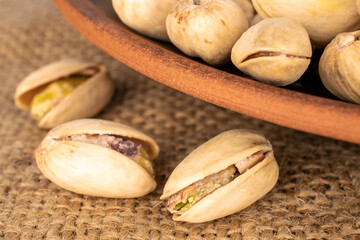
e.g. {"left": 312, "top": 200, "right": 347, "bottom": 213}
{"left": 109, "top": 138, "right": 139, "bottom": 157}
{"left": 66, "top": 134, "right": 140, "bottom": 158}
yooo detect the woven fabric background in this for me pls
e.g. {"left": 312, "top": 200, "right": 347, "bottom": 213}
{"left": 0, "top": 1, "right": 359, "bottom": 239}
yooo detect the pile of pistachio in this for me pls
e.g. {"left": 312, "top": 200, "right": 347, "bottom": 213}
{"left": 14, "top": 58, "right": 279, "bottom": 223}
{"left": 113, "top": 0, "right": 360, "bottom": 104}
{"left": 13, "top": 0, "right": 360, "bottom": 224}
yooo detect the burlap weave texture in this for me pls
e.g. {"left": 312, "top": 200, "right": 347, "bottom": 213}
{"left": 0, "top": 1, "right": 359, "bottom": 239}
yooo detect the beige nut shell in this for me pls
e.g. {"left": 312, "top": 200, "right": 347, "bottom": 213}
{"left": 319, "top": 31, "right": 360, "bottom": 104}
{"left": 166, "top": 0, "right": 249, "bottom": 66}
{"left": 232, "top": 0, "right": 255, "bottom": 22}
{"left": 231, "top": 18, "right": 312, "bottom": 86}
{"left": 112, "top": 0, "right": 177, "bottom": 41}
{"left": 14, "top": 58, "right": 114, "bottom": 129}
{"left": 252, "top": 0, "right": 360, "bottom": 47}
{"left": 250, "top": 14, "right": 262, "bottom": 27}
{"left": 36, "top": 119, "right": 159, "bottom": 198}
{"left": 161, "top": 129, "right": 279, "bottom": 223}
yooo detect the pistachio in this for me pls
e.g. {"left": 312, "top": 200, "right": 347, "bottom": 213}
{"left": 319, "top": 30, "right": 360, "bottom": 104}
{"left": 14, "top": 59, "right": 114, "bottom": 129}
{"left": 231, "top": 18, "right": 312, "bottom": 86}
{"left": 112, "top": 0, "right": 177, "bottom": 41}
{"left": 35, "top": 119, "right": 159, "bottom": 198}
{"left": 358, "top": 0, "right": 360, "bottom": 15}
{"left": 252, "top": 0, "right": 360, "bottom": 47}
{"left": 166, "top": 0, "right": 249, "bottom": 66}
{"left": 161, "top": 129, "right": 279, "bottom": 223}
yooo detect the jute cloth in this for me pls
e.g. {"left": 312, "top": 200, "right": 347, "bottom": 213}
{"left": 0, "top": 1, "right": 359, "bottom": 239}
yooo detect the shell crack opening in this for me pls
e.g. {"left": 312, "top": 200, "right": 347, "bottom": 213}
{"left": 241, "top": 51, "right": 311, "bottom": 63}
{"left": 167, "top": 150, "right": 268, "bottom": 215}
{"left": 30, "top": 67, "right": 99, "bottom": 121}
{"left": 57, "top": 134, "right": 155, "bottom": 177}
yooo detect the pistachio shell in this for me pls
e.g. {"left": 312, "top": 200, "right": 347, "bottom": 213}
{"left": 161, "top": 129, "right": 278, "bottom": 223}
{"left": 231, "top": 18, "right": 312, "bottom": 86}
{"left": 14, "top": 59, "right": 114, "bottom": 129}
{"left": 358, "top": 0, "right": 360, "bottom": 14}
{"left": 166, "top": 0, "right": 249, "bottom": 66}
{"left": 36, "top": 119, "right": 159, "bottom": 198}
{"left": 250, "top": 14, "right": 262, "bottom": 27}
{"left": 319, "top": 31, "right": 360, "bottom": 104}
{"left": 252, "top": 0, "right": 360, "bottom": 47}
{"left": 112, "top": 0, "right": 177, "bottom": 41}
{"left": 232, "top": 0, "right": 255, "bottom": 22}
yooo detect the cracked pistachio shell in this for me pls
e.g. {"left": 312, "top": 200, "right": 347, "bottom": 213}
{"left": 231, "top": 18, "right": 312, "bottom": 86}
{"left": 161, "top": 129, "right": 279, "bottom": 223}
{"left": 319, "top": 31, "right": 360, "bottom": 104}
{"left": 166, "top": 0, "right": 249, "bottom": 66}
{"left": 112, "top": 0, "right": 177, "bottom": 41}
{"left": 252, "top": 0, "right": 360, "bottom": 47}
{"left": 14, "top": 58, "right": 114, "bottom": 129}
{"left": 232, "top": 0, "right": 255, "bottom": 22}
{"left": 35, "top": 119, "right": 159, "bottom": 198}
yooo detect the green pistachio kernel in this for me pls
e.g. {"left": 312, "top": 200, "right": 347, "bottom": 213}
{"left": 175, "top": 201, "right": 188, "bottom": 211}
{"left": 30, "top": 76, "right": 87, "bottom": 120}
{"left": 173, "top": 166, "right": 237, "bottom": 212}
{"left": 175, "top": 185, "right": 211, "bottom": 212}
{"left": 132, "top": 146, "right": 155, "bottom": 177}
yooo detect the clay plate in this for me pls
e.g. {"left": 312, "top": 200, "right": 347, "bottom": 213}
{"left": 53, "top": 0, "right": 360, "bottom": 144}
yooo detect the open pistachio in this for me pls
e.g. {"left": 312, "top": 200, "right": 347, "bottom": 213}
{"left": 319, "top": 30, "right": 360, "bottom": 104}
{"left": 252, "top": 0, "right": 360, "bottom": 47}
{"left": 231, "top": 18, "right": 312, "bottom": 86}
{"left": 166, "top": 0, "right": 249, "bottom": 66}
{"left": 14, "top": 59, "right": 114, "bottom": 129}
{"left": 112, "top": 0, "right": 177, "bottom": 41}
{"left": 35, "top": 119, "right": 159, "bottom": 198}
{"left": 161, "top": 129, "right": 279, "bottom": 223}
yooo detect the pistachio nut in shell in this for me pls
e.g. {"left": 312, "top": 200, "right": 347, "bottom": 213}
{"left": 35, "top": 119, "right": 159, "bottom": 198}
{"left": 161, "top": 129, "right": 279, "bottom": 223}
{"left": 166, "top": 0, "right": 249, "bottom": 66}
{"left": 14, "top": 58, "right": 114, "bottom": 129}
{"left": 252, "top": 0, "right": 360, "bottom": 47}
{"left": 319, "top": 31, "right": 360, "bottom": 104}
{"left": 112, "top": 0, "right": 177, "bottom": 41}
{"left": 358, "top": 0, "right": 360, "bottom": 15}
{"left": 231, "top": 18, "right": 312, "bottom": 86}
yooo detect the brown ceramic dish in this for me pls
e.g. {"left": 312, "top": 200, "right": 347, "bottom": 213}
{"left": 53, "top": 0, "right": 360, "bottom": 145}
